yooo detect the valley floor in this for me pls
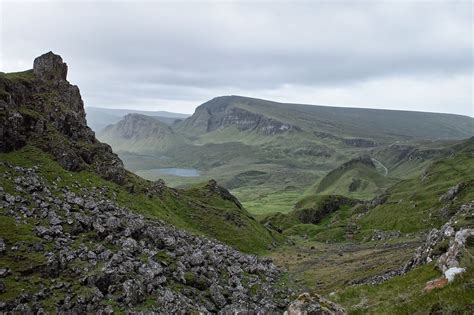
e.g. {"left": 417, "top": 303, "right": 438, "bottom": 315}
{"left": 269, "top": 235, "right": 474, "bottom": 314}
{"left": 270, "top": 237, "right": 422, "bottom": 294}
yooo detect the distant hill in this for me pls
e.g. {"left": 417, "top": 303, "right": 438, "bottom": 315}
{"left": 177, "top": 95, "right": 473, "bottom": 141}
{"left": 313, "top": 156, "right": 396, "bottom": 200}
{"left": 98, "top": 113, "right": 188, "bottom": 154}
{"left": 85, "top": 106, "right": 190, "bottom": 132}
{"left": 97, "top": 95, "right": 473, "bottom": 216}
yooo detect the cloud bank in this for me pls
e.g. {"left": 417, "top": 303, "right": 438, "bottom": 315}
{"left": 1, "top": 0, "right": 472, "bottom": 116}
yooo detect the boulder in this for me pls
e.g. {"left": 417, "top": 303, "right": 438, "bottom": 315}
{"left": 286, "top": 293, "right": 346, "bottom": 315}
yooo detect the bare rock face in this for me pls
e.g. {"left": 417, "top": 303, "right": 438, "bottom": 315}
{"left": 33, "top": 51, "right": 68, "bottom": 82}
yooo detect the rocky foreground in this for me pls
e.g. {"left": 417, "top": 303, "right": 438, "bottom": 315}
{"left": 0, "top": 162, "right": 345, "bottom": 314}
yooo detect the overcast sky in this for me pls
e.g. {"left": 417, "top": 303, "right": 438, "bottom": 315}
{"left": 1, "top": 0, "right": 472, "bottom": 116}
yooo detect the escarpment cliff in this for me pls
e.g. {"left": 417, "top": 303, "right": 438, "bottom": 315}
{"left": 0, "top": 52, "right": 125, "bottom": 183}
{"left": 178, "top": 96, "right": 301, "bottom": 135}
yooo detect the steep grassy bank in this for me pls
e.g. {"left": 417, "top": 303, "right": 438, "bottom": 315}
{"left": 0, "top": 146, "right": 278, "bottom": 254}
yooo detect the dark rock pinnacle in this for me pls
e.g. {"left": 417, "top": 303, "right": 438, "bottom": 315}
{"left": 33, "top": 51, "right": 68, "bottom": 82}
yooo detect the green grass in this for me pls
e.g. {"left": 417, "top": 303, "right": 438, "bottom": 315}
{"left": 0, "top": 69, "right": 35, "bottom": 81}
{"left": 0, "top": 146, "right": 278, "bottom": 253}
{"left": 333, "top": 255, "right": 474, "bottom": 314}
{"left": 261, "top": 195, "right": 359, "bottom": 241}
{"left": 314, "top": 158, "right": 396, "bottom": 200}
{"left": 358, "top": 151, "right": 474, "bottom": 235}
{"left": 269, "top": 238, "right": 421, "bottom": 295}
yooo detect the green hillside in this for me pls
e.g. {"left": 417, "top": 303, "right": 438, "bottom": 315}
{"left": 178, "top": 96, "right": 473, "bottom": 141}
{"left": 263, "top": 138, "right": 474, "bottom": 240}
{"left": 85, "top": 107, "right": 189, "bottom": 132}
{"left": 103, "top": 95, "right": 473, "bottom": 215}
{"left": 313, "top": 156, "right": 396, "bottom": 200}
{"left": 98, "top": 113, "right": 189, "bottom": 154}
{"left": 358, "top": 139, "right": 474, "bottom": 235}
{"left": 265, "top": 138, "right": 473, "bottom": 313}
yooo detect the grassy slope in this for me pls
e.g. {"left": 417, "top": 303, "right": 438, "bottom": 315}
{"left": 262, "top": 195, "right": 361, "bottom": 242}
{"left": 267, "top": 139, "right": 474, "bottom": 313}
{"left": 263, "top": 139, "right": 474, "bottom": 240}
{"left": 0, "top": 146, "right": 278, "bottom": 254}
{"left": 224, "top": 96, "right": 473, "bottom": 141}
{"left": 313, "top": 158, "right": 396, "bottom": 200}
{"left": 97, "top": 115, "right": 188, "bottom": 154}
{"left": 358, "top": 149, "right": 474, "bottom": 236}
{"left": 333, "top": 249, "right": 474, "bottom": 314}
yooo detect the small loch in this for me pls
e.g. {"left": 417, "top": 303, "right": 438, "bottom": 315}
{"left": 145, "top": 168, "right": 201, "bottom": 177}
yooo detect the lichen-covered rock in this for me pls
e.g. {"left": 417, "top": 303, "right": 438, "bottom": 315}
{"left": 437, "top": 228, "right": 473, "bottom": 274}
{"left": 404, "top": 202, "right": 473, "bottom": 274}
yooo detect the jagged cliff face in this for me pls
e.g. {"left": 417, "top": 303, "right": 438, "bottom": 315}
{"left": 0, "top": 52, "right": 125, "bottom": 183}
{"left": 179, "top": 96, "right": 301, "bottom": 136}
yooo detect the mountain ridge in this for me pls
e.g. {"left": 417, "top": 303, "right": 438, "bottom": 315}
{"left": 177, "top": 95, "right": 473, "bottom": 141}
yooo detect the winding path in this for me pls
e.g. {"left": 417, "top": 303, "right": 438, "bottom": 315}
{"left": 371, "top": 158, "right": 389, "bottom": 177}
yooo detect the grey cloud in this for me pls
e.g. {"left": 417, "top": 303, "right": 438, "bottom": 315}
{"left": 1, "top": 0, "right": 472, "bottom": 115}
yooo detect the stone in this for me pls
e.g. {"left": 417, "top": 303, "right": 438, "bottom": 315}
{"left": 0, "top": 268, "right": 10, "bottom": 277}
{"left": 439, "top": 183, "right": 466, "bottom": 202}
{"left": 0, "top": 281, "right": 5, "bottom": 293}
{"left": 122, "top": 279, "right": 144, "bottom": 306}
{"left": 33, "top": 51, "right": 68, "bottom": 82}
{"left": 189, "top": 251, "right": 205, "bottom": 266}
{"left": 122, "top": 238, "right": 138, "bottom": 253}
{"left": 210, "top": 283, "right": 227, "bottom": 308}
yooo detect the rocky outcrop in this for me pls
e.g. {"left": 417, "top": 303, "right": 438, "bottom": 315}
{"left": 295, "top": 196, "right": 358, "bottom": 225}
{"left": 33, "top": 52, "right": 68, "bottom": 82}
{"left": 403, "top": 202, "right": 473, "bottom": 274}
{"left": 207, "top": 106, "right": 300, "bottom": 135}
{"left": 0, "top": 52, "right": 126, "bottom": 183}
{"left": 0, "top": 163, "right": 296, "bottom": 313}
{"left": 439, "top": 183, "right": 467, "bottom": 202}
{"left": 206, "top": 179, "right": 243, "bottom": 210}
